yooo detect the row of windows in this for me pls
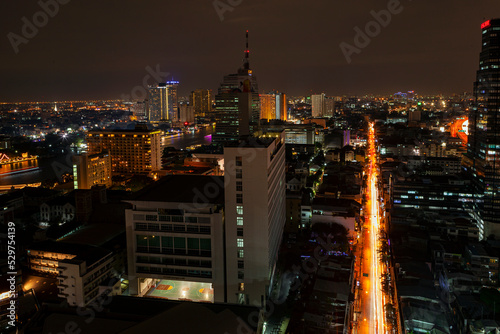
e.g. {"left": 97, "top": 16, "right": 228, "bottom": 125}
{"left": 137, "top": 235, "right": 211, "bottom": 250}
{"left": 136, "top": 266, "right": 212, "bottom": 278}
{"left": 236, "top": 198, "right": 245, "bottom": 280}
{"left": 135, "top": 222, "right": 211, "bottom": 234}
{"left": 134, "top": 214, "right": 210, "bottom": 224}
{"left": 136, "top": 246, "right": 212, "bottom": 257}
{"left": 136, "top": 256, "right": 212, "bottom": 268}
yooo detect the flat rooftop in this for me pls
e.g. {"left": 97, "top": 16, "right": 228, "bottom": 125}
{"left": 224, "top": 135, "right": 279, "bottom": 148}
{"left": 27, "top": 241, "right": 112, "bottom": 267}
{"left": 28, "top": 295, "right": 260, "bottom": 334}
{"left": 131, "top": 175, "right": 224, "bottom": 204}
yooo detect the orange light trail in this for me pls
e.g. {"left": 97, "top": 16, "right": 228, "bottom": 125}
{"left": 357, "top": 122, "right": 386, "bottom": 333}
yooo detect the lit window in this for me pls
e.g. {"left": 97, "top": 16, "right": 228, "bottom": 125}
{"left": 237, "top": 238, "right": 244, "bottom": 247}
{"left": 237, "top": 206, "right": 243, "bottom": 215}
{"left": 239, "top": 282, "right": 244, "bottom": 291}
{"left": 238, "top": 250, "right": 244, "bottom": 258}
{"left": 237, "top": 217, "right": 243, "bottom": 226}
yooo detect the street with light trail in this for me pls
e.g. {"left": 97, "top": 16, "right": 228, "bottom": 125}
{"left": 353, "top": 123, "right": 389, "bottom": 333}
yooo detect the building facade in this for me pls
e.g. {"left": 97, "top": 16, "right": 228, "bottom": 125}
{"left": 147, "top": 84, "right": 168, "bottom": 123}
{"left": 125, "top": 175, "right": 226, "bottom": 303}
{"left": 311, "top": 93, "right": 326, "bottom": 118}
{"left": 27, "top": 241, "right": 115, "bottom": 306}
{"left": 72, "top": 152, "right": 112, "bottom": 189}
{"left": 40, "top": 196, "right": 75, "bottom": 224}
{"left": 147, "top": 81, "right": 179, "bottom": 123}
{"left": 223, "top": 133, "right": 286, "bottom": 307}
{"left": 166, "top": 81, "right": 179, "bottom": 121}
{"left": 190, "top": 89, "right": 213, "bottom": 119}
{"left": 463, "top": 18, "right": 500, "bottom": 239}
{"left": 86, "top": 124, "right": 161, "bottom": 175}
{"left": 57, "top": 250, "right": 115, "bottom": 306}
{"left": 260, "top": 92, "right": 287, "bottom": 121}
{"left": 179, "top": 104, "right": 194, "bottom": 123}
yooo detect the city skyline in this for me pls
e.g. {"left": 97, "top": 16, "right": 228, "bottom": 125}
{"left": 3, "top": 3, "right": 500, "bottom": 333}
{"left": 1, "top": 1, "right": 500, "bottom": 102}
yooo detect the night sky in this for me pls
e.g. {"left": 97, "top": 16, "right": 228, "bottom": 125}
{"left": 1, "top": 0, "right": 499, "bottom": 101}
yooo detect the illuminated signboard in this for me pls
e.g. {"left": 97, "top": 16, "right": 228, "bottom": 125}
{"left": 481, "top": 20, "right": 491, "bottom": 29}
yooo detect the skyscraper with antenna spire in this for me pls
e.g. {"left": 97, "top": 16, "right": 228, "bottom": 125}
{"left": 213, "top": 31, "right": 260, "bottom": 144}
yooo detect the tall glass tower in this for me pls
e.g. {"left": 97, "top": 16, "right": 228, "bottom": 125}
{"left": 166, "top": 81, "right": 179, "bottom": 121}
{"left": 147, "top": 83, "right": 168, "bottom": 123}
{"left": 213, "top": 31, "right": 260, "bottom": 144}
{"left": 147, "top": 81, "right": 179, "bottom": 123}
{"left": 464, "top": 18, "right": 500, "bottom": 239}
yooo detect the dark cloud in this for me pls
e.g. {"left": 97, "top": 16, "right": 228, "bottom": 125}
{"left": 0, "top": 0, "right": 498, "bottom": 101}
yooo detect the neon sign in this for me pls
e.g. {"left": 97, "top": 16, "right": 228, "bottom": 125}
{"left": 481, "top": 20, "right": 491, "bottom": 30}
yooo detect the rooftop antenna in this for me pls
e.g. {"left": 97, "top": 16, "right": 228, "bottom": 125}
{"left": 244, "top": 30, "right": 250, "bottom": 70}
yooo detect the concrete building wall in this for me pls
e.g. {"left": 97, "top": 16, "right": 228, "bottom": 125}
{"left": 125, "top": 201, "right": 226, "bottom": 303}
{"left": 224, "top": 134, "right": 286, "bottom": 307}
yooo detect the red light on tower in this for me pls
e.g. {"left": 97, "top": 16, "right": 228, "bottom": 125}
{"left": 184, "top": 122, "right": 189, "bottom": 126}
{"left": 481, "top": 20, "right": 491, "bottom": 29}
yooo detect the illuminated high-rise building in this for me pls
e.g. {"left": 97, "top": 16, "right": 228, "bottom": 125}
{"left": 324, "top": 96, "right": 335, "bottom": 117}
{"left": 213, "top": 31, "right": 260, "bottom": 144}
{"left": 190, "top": 89, "right": 213, "bottom": 118}
{"left": 260, "top": 94, "right": 276, "bottom": 120}
{"left": 166, "top": 80, "right": 179, "bottom": 121}
{"left": 179, "top": 103, "right": 194, "bottom": 123}
{"left": 260, "top": 92, "right": 287, "bottom": 121}
{"left": 147, "top": 83, "right": 168, "bottom": 123}
{"left": 147, "top": 81, "right": 179, "bottom": 123}
{"left": 311, "top": 93, "right": 326, "bottom": 117}
{"left": 224, "top": 133, "right": 286, "bottom": 306}
{"left": 72, "top": 152, "right": 112, "bottom": 189}
{"left": 87, "top": 124, "right": 161, "bottom": 174}
{"left": 464, "top": 18, "right": 500, "bottom": 239}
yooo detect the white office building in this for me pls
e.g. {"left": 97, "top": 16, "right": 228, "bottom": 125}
{"left": 125, "top": 175, "right": 226, "bottom": 303}
{"left": 223, "top": 132, "right": 286, "bottom": 307}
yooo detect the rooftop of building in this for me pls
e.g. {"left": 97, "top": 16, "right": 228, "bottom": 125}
{"left": 28, "top": 295, "right": 259, "bottom": 334}
{"left": 43, "top": 195, "right": 75, "bottom": 207}
{"left": 80, "top": 151, "right": 110, "bottom": 159}
{"left": 312, "top": 197, "right": 361, "bottom": 210}
{"left": 130, "top": 175, "right": 224, "bottom": 204}
{"left": 9, "top": 186, "right": 60, "bottom": 199}
{"left": 88, "top": 123, "right": 159, "bottom": 134}
{"left": 27, "top": 241, "right": 112, "bottom": 267}
{"left": 58, "top": 223, "right": 125, "bottom": 247}
{"left": 224, "top": 135, "right": 281, "bottom": 148}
